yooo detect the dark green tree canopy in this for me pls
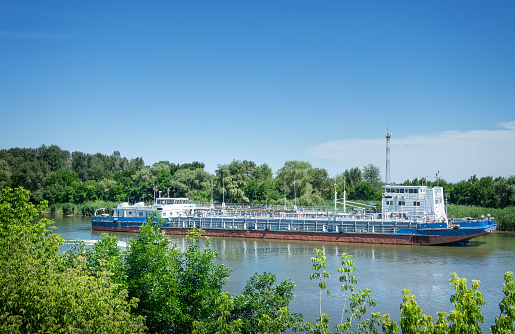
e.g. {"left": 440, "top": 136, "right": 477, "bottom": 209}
{"left": 0, "top": 145, "right": 513, "bottom": 214}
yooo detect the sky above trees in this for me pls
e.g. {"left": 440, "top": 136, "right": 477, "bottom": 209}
{"left": 1, "top": 0, "right": 514, "bottom": 183}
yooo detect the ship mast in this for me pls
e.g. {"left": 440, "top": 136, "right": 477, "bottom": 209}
{"left": 334, "top": 180, "right": 337, "bottom": 214}
{"left": 222, "top": 173, "right": 225, "bottom": 208}
{"left": 385, "top": 128, "right": 392, "bottom": 185}
{"left": 210, "top": 176, "right": 214, "bottom": 209}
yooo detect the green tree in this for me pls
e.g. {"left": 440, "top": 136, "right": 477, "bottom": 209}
{"left": 351, "top": 181, "right": 382, "bottom": 201}
{"left": 400, "top": 290, "right": 434, "bottom": 333}
{"left": 11, "top": 161, "right": 46, "bottom": 202}
{"left": 311, "top": 248, "right": 331, "bottom": 316}
{"left": 44, "top": 169, "right": 81, "bottom": 204}
{"left": 133, "top": 166, "right": 154, "bottom": 185}
{"left": 491, "top": 271, "right": 515, "bottom": 333}
{"left": 78, "top": 179, "right": 103, "bottom": 202}
{"left": 177, "top": 161, "right": 205, "bottom": 171}
{"left": 258, "top": 179, "right": 282, "bottom": 204}
{"left": 125, "top": 219, "right": 231, "bottom": 333}
{"left": 277, "top": 160, "right": 325, "bottom": 206}
{"left": 231, "top": 272, "right": 300, "bottom": 333}
{"left": 71, "top": 151, "right": 90, "bottom": 181}
{"left": 444, "top": 273, "right": 485, "bottom": 333}
{"left": 335, "top": 167, "right": 362, "bottom": 203}
{"left": 251, "top": 163, "right": 273, "bottom": 183}
{"left": 494, "top": 176, "right": 515, "bottom": 209}
{"left": 345, "top": 167, "right": 363, "bottom": 188}
{"left": 169, "top": 167, "right": 211, "bottom": 201}
{"left": 0, "top": 187, "right": 146, "bottom": 333}
{"left": 125, "top": 217, "right": 183, "bottom": 332}
{"left": 470, "top": 176, "right": 496, "bottom": 208}
{"left": 128, "top": 156, "right": 145, "bottom": 170}
{"left": 450, "top": 180, "right": 471, "bottom": 205}
{"left": 154, "top": 167, "right": 173, "bottom": 194}
{"left": 36, "top": 144, "right": 71, "bottom": 172}
{"left": 245, "top": 163, "right": 280, "bottom": 204}
{"left": 87, "top": 233, "right": 127, "bottom": 288}
{"left": 86, "top": 153, "right": 111, "bottom": 181}
{"left": 216, "top": 161, "right": 252, "bottom": 203}
{"left": 113, "top": 169, "right": 138, "bottom": 202}
{"left": 0, "top": 159, "right": 12, "bottom": 189}
{"left": 362, "top": 164, "right": 382, "bottom": 189}
{"left": 98, "top": 178, "right": 118, "bottom": 201}
{"left": 305, "top": 250, "right": 391, "bottom": 334}
{"left": 309, "top": 167, "right": 333, "bottom": 199}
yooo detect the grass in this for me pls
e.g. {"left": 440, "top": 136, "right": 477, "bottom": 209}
{"left": 46, "top": 201, "right": 118, "bottom": 216}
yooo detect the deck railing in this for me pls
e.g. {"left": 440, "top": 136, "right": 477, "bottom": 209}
{"left": 167, "top": 216, "right": 419, "bottom": 234}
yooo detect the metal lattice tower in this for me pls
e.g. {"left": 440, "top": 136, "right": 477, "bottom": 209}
{"left": 385, "top": 130, "right": 392, "bottom": 185}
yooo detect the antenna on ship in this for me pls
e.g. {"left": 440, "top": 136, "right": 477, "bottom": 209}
{"left": 283, "top": 181, "right": 287, "bottom": 211}
{"left": 293, "top": 174, "right": 297, "bottom": 211}
{"left": 334, "top": 179, "right": 337, "bottom": 215}
{"left": 210, "top": 176, "right": 214, "bottom": 209}
{"left": 343, "top": 177, "right": 346, "bottom": 212}
{"left": 385, "top": 126, "right": 392, "bottom": 185}
{"left": 222, "top": 173, "right": 226, "bottom": 208}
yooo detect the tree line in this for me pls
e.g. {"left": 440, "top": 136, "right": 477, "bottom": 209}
{"left": 1, "top": 187, "right": 514, "bottom": 333}
{"left": 0, "top": 145, "right": 513, "bottom": 211}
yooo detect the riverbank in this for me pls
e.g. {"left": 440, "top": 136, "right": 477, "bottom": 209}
{"left": 45, "top": 201, "right": 119, "bottom": 217}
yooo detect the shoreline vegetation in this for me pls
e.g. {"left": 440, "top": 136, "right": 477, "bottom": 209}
{"left": 2, "top": 145, "right": 513, "bottom": 231}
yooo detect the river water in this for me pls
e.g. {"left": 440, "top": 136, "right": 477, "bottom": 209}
{"left": 49, "top": 214, "right": 515, "bottom": 331}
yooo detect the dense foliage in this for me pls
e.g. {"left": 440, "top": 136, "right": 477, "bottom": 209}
{"left": 0, "top": 145, "right": 384, "bottom": 206}
{"left": 0, "top": 187, "right": 147, "bottom": 333}
{"left": 1, "top": 187, "right": 515, "bottom": 333}
{"left": 0, "top": 145, "right": 513, "bottom": 228}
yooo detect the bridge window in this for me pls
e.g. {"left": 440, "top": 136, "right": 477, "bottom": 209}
{"left": 398, "top": 201, "right": 405, "bottom": 205}
{"left": 413, "top": 201, "right": 421, "bottom": 206}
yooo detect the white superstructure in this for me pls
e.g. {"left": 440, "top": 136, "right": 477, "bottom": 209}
{"left": 382, "top": 185, "right": 446, "bottom": 222}
{"left": 113, "top": 197, "right": 196, "bottom": 219}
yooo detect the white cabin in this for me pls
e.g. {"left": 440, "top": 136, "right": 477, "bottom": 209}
{"left": 382, "top": 185, "right": 446, "bottom": 222}
{"left": 113, "top": 197, "right": 196, "bottom": 219}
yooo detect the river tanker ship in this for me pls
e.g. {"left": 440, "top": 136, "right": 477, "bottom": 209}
{"left": 91, "top": 184, "right": 496, "bottom": 246}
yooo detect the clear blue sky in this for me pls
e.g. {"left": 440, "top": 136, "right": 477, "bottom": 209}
{"left": 1, "top": 1, "right": 514, "bottom": 183}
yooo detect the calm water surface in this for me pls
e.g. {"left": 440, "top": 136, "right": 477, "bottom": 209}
{"left": 48, "top": 214, "right": 515, "bottom": 330}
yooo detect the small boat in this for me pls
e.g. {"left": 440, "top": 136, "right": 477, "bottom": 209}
{"left": 91, "top": 183, "right": 496, "bottom": 246}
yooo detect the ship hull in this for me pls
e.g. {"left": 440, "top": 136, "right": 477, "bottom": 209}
{"left": 91, "top": 217, "right": 496, "bottom": 246}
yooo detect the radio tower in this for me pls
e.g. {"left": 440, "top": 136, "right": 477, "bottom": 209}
{"left": 385, "top": 129, "right": 392, "bottom": 185}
